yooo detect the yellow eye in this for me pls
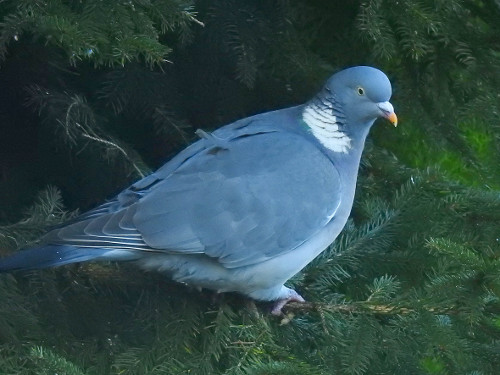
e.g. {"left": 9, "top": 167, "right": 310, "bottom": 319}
{"left": 357, "top": 87, "right": 365, "bottom": 96}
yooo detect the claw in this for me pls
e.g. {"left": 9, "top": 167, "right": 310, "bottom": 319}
{"left": 271, "top": 290, "right": 305, "bottom": 316}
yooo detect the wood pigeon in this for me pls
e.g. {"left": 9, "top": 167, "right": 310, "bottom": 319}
{"left": 0, "top": 66, "right": 397, "bottom": 314}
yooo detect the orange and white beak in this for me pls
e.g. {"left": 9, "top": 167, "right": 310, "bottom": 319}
{"left": 377, "top": 101, "right": 398, "bottom": 127}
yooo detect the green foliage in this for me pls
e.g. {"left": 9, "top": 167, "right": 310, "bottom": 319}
{"left": 420, "top": 356, "right": 446, "bottom": 375}
{"left": 0, "top": 186, "right": 75, "bottom": 250}
{"left": 29, "top": 346, "right": 87, "bottom": 375}
{"left": 0, "top": 0, "right": 499, "bottom": 374}
{"left": 0, "top": 0, "right": 199, "bottom": 67}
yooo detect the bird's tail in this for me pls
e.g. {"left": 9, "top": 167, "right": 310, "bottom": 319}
{"left": 0, "top": 245, "right": 137, "bottom": 272}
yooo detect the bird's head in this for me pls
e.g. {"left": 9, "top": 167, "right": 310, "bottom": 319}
{"left": 326, "top": 66, "right": 397, "bottom": 128}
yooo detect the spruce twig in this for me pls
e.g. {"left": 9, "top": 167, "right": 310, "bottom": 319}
{"left": 283, "top": 301, "right": 459, "bottom": 316}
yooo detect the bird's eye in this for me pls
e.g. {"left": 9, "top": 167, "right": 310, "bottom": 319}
{"left": 357, "top": 87, "right": 365, "bottom": 96}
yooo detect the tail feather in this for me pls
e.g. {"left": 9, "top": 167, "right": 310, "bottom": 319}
{"left": 0, "top": 245, "right": 137, "bottom": 272}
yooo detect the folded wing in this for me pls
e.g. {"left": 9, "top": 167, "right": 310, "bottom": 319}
{"left": 42, "top": 123, "right": 342, "bottom": 269}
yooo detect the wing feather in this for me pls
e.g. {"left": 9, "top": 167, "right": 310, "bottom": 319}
{"left": 40, "top": 120, "right": 341, "bottom": 269}
{"left": 134, "top": 130, "right": 341, "bottom": 268}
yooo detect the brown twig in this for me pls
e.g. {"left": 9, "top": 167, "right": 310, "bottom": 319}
{"left": 282, "top": 301, "right": 456, "bottom": 316}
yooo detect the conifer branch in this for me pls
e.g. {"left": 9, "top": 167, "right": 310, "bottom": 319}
{"left": 282, "top": 301, "right": 460, "bottom": 317}
{"left": 80, "top": 131, "right": 145, "bottom": 178}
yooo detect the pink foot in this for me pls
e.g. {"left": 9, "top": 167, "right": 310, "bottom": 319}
{"left": 271, "top": 290, "right": 305, "bottom": 316}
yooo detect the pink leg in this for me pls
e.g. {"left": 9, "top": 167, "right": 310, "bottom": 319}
{"left": 271, "top": 289, "right": 305, "bottom": 316}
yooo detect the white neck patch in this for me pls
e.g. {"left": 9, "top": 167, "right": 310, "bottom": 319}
{"left": 302, "top": 104, "right": 351, "bottom": 153}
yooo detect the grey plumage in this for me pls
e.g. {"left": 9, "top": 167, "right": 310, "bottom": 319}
{"left": 0, "top": 66, "right": 397, "bottom": 313}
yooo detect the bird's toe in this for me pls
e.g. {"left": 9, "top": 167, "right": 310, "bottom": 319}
{"left": 271, "top": 289, "right": 305, "bottom": 316}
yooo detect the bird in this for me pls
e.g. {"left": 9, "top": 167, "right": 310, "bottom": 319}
{"left": 0, "top": 66, "right": 397, "bottom": 315}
